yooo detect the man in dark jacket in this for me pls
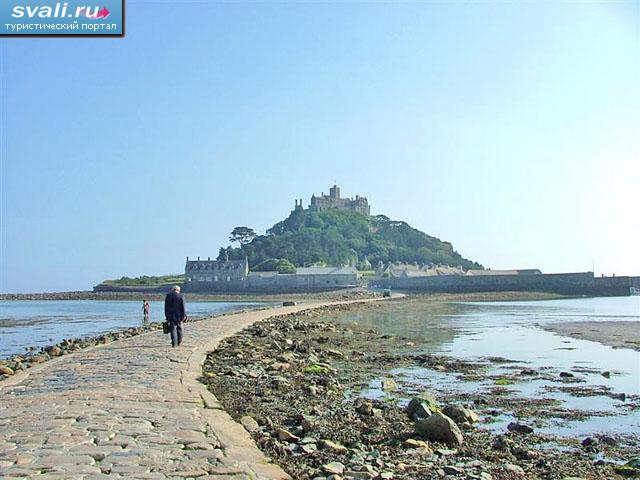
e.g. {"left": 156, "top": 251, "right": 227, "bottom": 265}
{"left": 164, "top": 285, "right": 186, "bottom": 347}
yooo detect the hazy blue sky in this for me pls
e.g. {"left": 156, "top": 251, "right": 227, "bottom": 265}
{"left": 1, "top": 1, "right": 638, "bottom": 292}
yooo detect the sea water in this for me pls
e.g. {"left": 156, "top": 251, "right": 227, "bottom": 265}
{"left": 331, "top": 296, "right": 640, "bottom": 438}
{"left": 0, "top": 299, "right": 264, "bottom": 358}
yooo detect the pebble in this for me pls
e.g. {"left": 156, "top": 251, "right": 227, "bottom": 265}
{"left": 443, "top": 465, "right": 462, "bottom": 475}
{"left": 381, "top": 378, "right": 397, "bottom": 391}
{"left": 240, "top": 415, "right": 260, "bottom": 432}
{"left": 503, "top": 463, "right": 525, "bottom": 475}
{"left": 277, "top": 428, "right": 300, "bottom": 443}
{"left": 320, "top": 439, "right": 348, "bottom": 453}
{"left": 507, "top": 422, "right": 534, "bottom": 434}
{"left": 323, "top": 461, "right": 345, "bottom": 475}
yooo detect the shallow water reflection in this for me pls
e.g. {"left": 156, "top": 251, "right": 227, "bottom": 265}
{"left": 332, "top": 296, "right": 640, "bottom": 438}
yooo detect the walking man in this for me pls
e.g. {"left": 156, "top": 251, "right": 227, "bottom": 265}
{"left": 164, "top": 285, "right": 186, "bottom": 347}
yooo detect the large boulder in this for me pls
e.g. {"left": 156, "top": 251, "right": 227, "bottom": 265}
{"left": 406, "top": 397, "right": 435, "bottom": 421}
{"left": 442, "top": 404, "right": 479, "bottom": 425}
{"left": 415, "top": 412, "right": 463, "bottom": 446}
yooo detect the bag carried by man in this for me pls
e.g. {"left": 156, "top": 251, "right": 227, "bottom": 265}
{"left": 162, "top": 321, "right": 170, "bottom": 334}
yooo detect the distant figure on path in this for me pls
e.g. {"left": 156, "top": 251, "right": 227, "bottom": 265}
{"left": 142, "top": 300, "right": 150, "bottom": 324}
{"left": 164, "top": 286, "right": 186, "bottom": 347}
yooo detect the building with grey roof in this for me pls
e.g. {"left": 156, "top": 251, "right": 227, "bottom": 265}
{"left": 183, "top": 258, "right": 359, "bottom": 292}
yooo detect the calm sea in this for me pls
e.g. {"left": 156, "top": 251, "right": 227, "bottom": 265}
{"left": 0, "top": 299, "right": 264, "bottom": 358}
{"left": 329, "top": 295, "right": 640, "bottom": 437}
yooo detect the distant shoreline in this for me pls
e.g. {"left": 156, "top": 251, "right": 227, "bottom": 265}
{"left": 0, "top": 288, "right": 377, "bottom": 302}
{"left": 0, "top": 289, "right": 570, "bottom": 303}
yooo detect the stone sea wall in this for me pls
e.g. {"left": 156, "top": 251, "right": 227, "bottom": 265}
{"left": 91, "top": 273, "right": 639, "bottom": 296}
{"left": 380, "top": 272, "right": 639, "bottom": 296}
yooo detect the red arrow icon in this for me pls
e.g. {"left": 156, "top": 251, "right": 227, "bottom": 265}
{"left": 95, "top": 7, "right": 110, "bottom": 19}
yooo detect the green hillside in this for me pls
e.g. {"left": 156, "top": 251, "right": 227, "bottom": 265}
{"left": 222, "top": 209, "right": 482, "bottom": 270}
{"left": 101, "top": 274, "right": 185, "bottom": 287}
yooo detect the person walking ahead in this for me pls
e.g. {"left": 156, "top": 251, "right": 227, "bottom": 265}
{"left": 164, "top": 285, "right": 186, "bottom": 347}
{"left": 142, "top": 300, "right": 150, "bottom": 323}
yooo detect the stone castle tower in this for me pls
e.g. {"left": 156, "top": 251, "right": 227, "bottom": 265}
{"left": 293, "top": 185, "right": 370, "bottom": 215}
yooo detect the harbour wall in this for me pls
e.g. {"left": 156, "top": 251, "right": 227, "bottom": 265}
{"left": 93, "top": 273, "right": 640, "bottom": 296}
{"left": 378, "top": 272, "right": 639, "bottom": 296}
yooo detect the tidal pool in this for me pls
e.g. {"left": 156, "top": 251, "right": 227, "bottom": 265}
{"left": 332, "top": 296, "right": 640, "bottom": 438}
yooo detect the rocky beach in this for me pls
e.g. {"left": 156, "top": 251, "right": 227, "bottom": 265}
{"left": 201, "top": 298, "right": 640, "bottom": 480}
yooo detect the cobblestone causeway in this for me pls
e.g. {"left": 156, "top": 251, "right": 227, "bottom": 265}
{"left": 0, "top": 299, "right": 378, "bottom": 479}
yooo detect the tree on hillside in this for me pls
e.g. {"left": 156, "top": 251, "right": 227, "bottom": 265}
{"left": 253, "top": 258, "right": 296, "bottom": 273}
{"left": 223, "top": 210, "right": 482, "bottom": 270}
{"left": 217, "top": 246, "right": 231, "bottom": 261}
{"left": 229, "top": 226, "right": 257, "bottom": 246}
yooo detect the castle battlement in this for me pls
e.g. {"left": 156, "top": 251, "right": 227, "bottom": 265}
{"left": 294, "top": 185, "right": 370, "bottom": 215}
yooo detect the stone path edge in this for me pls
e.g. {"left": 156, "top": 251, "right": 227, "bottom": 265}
{"left": 1, "top": 296, "right": 394, "bottom": 479}
{"left": 0, "top": 306, "right": 274, "bottom": 392}
{"left": 179, "top": 298, "right": 390, "bottom": 480}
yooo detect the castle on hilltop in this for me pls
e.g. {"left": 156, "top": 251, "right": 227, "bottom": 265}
{"left": 293, "top": 185, "right": 371, "bottom": 215}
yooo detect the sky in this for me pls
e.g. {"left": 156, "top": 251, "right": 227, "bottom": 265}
{"left": 0, "top": 1, "right": 638, "bottom": 293}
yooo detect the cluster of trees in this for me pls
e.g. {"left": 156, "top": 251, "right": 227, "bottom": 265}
{"left": 252, "top": 258, "right": 296, "bottom": 273}
{"left": 220, "top": 209, "right": 482, "bottom": 270}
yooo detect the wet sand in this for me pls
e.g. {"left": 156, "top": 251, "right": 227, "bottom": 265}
{"left": 545, "top": 321, "right": 640, "bottom": 351}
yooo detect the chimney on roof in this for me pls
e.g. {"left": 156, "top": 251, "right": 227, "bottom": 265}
{"left": 186, "top": 256, "right": 189, "bottom": 261}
